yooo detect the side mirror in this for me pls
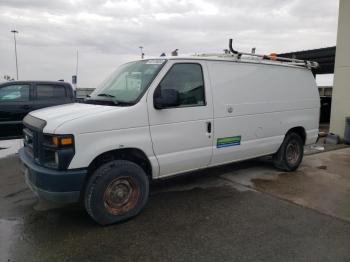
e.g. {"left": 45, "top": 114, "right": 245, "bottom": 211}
{"left": 154, "top": 88, "right": 180, "bottom": 109}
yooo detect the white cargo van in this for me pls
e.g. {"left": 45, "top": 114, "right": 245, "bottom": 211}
{"left": 19, "top": 44, "right": 320, "bottom": 225}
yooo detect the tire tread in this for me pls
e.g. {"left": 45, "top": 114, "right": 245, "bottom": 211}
{"left": 273, "top": 132, "right": 304, "bottom": 172}
{"left": 84, "top": 160, "right": 149, "bottom": 225}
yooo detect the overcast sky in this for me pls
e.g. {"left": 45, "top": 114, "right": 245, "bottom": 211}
{"left": 0, "top": 0, "right": 339, "bottom": 88}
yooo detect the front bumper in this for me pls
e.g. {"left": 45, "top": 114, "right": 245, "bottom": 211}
{"left": 19, "top": 148, "right": 87, "bottom": 203}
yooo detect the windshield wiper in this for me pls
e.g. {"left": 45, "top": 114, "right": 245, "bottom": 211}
{"left": 113, "top": 100, "right": 134, "bottom": 106}
{"left": 84, "top": 97, "right": 134, "bottom": 106}
{"left": 97, "top": 94, "right": 133, "bottom": 105}
{"left": 83, "top": 99, "right": 116, "bottom": 106}
{"left": 97, "top": 93, "right": 115, "bottom": 98}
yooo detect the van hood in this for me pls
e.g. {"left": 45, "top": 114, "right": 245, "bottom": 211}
{"left": 29, "top": 103, "right": 115, "bottom": 133}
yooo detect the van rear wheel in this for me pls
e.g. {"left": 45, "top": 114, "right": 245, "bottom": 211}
{"left": 273, "top": 132, "right": 304, "bottom": 172}
{"left": 84, "top": 160, "right": 149, "bottom": 225}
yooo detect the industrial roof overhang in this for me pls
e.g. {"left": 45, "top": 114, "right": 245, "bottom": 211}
{"left": 278, "top": 46, "right": 335, "bottom": 74}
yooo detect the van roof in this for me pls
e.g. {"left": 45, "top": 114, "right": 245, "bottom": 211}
{"left": 141, "top": 54, "right": 318, "bottom": 71}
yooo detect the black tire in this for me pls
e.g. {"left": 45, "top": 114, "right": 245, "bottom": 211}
{"left": 84, "top": 160, "right": 149, "bottom": 225}
{"left": 273, "top": 132, "right": 304, "bottom": 172}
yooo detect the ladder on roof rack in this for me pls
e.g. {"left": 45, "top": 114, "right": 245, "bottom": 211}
{"left": 194, "top": 39, "right": 319, "bottom": 70}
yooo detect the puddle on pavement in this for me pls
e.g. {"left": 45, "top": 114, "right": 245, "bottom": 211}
{"left": 251, "top": 168, "right": 350, "bottom": 222}
{"left": 0, "top": 218, "right": 22, "bottom": 262}
{"left": 251, "top": 171, "right": 307, "bottom": 202}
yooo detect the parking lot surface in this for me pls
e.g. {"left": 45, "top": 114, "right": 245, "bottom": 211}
{"left": 1, "top": 146, "right": 350, "bottom": 262}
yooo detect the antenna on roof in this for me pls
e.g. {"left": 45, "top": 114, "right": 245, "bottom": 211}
{"left": 228, "top": 39, "right": 237, "bottom": 54}
{"left": 228, "top": 39, "right": 241, "bottom": 58}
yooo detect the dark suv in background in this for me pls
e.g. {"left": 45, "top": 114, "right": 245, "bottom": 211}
{"left": 0, "top": 81, "right": 75, "bottom": 140}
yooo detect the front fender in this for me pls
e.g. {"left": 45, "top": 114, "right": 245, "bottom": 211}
{"left": 68, "top": 126, "right": 159, "bottom": 178}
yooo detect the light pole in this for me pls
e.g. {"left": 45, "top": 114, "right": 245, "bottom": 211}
{"left": 139, "top": 46, "right": 144, "bottom": 59}
{"left": 11, "top": 30, "right": 19, "bottom": 80}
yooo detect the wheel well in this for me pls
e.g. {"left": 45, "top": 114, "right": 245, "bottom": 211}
{"left": 87, "top": 148, "right": 152, "bottom": 177}
{"left": 287, "top": 127, "right": 306, "bottom": 144}
{"left": 79, "top": 148, "right": 153, "bottom": 202}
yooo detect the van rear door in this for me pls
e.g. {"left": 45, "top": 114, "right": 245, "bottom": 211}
{"left": 147, "top": 60, "right": 214, "bottom": 177}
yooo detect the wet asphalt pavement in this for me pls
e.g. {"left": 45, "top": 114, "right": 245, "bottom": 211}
{"left": 1, "top": 148, "right": 350, "bottom": 262}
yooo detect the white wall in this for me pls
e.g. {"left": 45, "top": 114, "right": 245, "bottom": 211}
{"left": 330, "top": 0, "right": 350, "bottom": 138}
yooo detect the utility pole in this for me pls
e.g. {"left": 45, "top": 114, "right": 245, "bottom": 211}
{"left": 139, "top": 46, "right": 144, "bottom": 59}
{"left": 11, "top": 30, "right": 19, "bottom": 80}
{"left": 72, "top": 49, "right": 79, "bottom": 90}
{"left": 75, "top": 49, "right": 79, "bottom": 86}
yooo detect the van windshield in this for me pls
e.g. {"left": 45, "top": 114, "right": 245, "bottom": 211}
{"left": 87, "top": 59, "right": 166, "bottom": 106}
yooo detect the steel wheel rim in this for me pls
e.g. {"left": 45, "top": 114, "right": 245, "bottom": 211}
{"left": 286, "top": 141, "right": 300, "bottom": 165}
{"left": 103, "top": 177, "right": 139, "bottom": 215}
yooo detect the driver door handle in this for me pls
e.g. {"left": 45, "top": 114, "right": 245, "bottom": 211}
{"left": 206, "top": 121, "right": 212, "bottom": 134}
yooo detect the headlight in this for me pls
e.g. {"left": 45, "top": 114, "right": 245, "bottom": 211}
{"left": 42, "top": 134, "right": 75, "bottom": 170}
{"left": 44, "top": 134, "right": 74, "bottom": 147}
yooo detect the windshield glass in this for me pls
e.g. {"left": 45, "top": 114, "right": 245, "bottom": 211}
{"left": 88, "top": 59, "right": 166, "bottom": 105}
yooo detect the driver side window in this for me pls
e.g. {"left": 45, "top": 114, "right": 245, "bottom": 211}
{"left": 0, "top": 84, "right": 30, "bottom": 102}
{"left": 156, "top": 63, "right": 205, "bottom": 107}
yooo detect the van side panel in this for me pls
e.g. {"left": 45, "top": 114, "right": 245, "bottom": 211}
{"left": 207, "top": 61, "right": 319, "bottom": 166}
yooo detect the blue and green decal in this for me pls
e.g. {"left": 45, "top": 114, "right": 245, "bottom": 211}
{"left": 217, "top": 136, "right": 241, "bottom": 148}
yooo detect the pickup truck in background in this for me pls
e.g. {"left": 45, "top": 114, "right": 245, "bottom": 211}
{"left": 0, "top": 81, "right": 75, "bottom": 140}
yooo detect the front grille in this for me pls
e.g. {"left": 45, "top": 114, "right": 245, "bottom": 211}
{"left": 23, "top": 115, "right": 47, "bottom": 165}
{"left": 23, "top": 127, "right": 42, "bottom": 163}
{"left": 23, "top": 128, "right": 34, "bottom": 158}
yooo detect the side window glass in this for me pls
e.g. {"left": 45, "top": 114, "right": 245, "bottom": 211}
{"left": 36, "top": 85, "right": 66, "bottom": 100}
{"left": 156, "top": 63, "right": 205, "bottom": 107}
{"left": 0, "top": 84, "right": 30, "bottom": 102}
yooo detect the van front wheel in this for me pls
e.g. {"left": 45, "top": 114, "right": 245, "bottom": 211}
{"left": 273, "top": 132, "right": 304, "bottom": 172}
{"left": 84, "top": 160, "right": 149, "bottom": 225}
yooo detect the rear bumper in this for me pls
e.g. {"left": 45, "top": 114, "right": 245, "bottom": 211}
{"left": 19, "top": 148, "right": 87, "bottom": 203}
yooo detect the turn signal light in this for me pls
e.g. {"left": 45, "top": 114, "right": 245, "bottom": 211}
{"left": 61, "top": 137, "right": 73, "bottom": 146}
{"left": 53, "top": 136, "right": 59, "bottom": 146}
{"left": 52, "top": 135, "right": 73, "bottom": 146}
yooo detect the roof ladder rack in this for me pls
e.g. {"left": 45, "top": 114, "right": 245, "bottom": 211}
{"left": 194, "top": 39, "right": 319, "bottom": 70}
{"left": 228, "top": 39, "right": 319, "bottom": 69}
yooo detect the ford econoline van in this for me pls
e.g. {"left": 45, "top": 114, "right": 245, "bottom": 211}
{"left": 19, "top": 49, "right": 320, "bottom": 225}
